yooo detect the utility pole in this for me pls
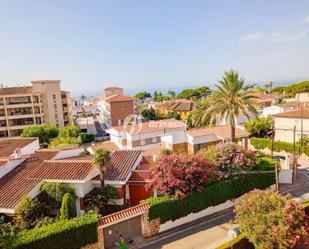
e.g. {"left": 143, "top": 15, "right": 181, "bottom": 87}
{"left": 293, "top": 125, "right": 297, "bottom": 183}
{"left": 300, "top": 106, "right": 304, "bottom": 155}
{"left": 271, "top": 119, "right": 275, "bottom": 158}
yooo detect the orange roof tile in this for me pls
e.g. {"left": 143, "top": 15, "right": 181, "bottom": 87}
{"left": 0, "top": 138, "right": 38, "bottom": 158}
{"left": 90, "top": 141, "right": 118, "bottom": 152}
{"left": 29, "top": 160, "right": 94, "bottom": 180}
{"left": 273, "top": 108, "right": 309, "bottom": 119}
{"left": 187, "top": 125, "right": 249, "bottom": 140}
{"left": 104, "top": 87, "right": 123, "bottom": 91}
{"left": 0, "top": 150, "right": 59, "bottom": 209}
{"left": 104, "top": 94, "right": 134, "bottom": 102}
{"left": 99, "top": 204, "right": 149, "bottom": 227}
{"left": 0, "top": 86, "right": 33, "bottom": 95}
{"left": 0, "top": 160, "right": 8, "bottom": 167}
{"left": 128, "top": 171, "right": 151, "bottom": 183}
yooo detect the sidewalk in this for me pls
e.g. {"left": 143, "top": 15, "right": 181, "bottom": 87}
{"left": 160, "top": 223, "right": 238, "bottom": 249}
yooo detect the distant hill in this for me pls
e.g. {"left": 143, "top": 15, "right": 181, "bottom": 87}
{"left": 271, "top": 81, "right": 309, "bottom": 98}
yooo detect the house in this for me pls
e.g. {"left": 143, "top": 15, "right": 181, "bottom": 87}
{"left": 76, "top": 116, "right": 97, "bottom": 134}
{"left": 160, "top": 125, "right": 249, "bottom": 153}
{"left": 273, "top": 108, "right": 309, "bottom": 143}
{"left": 154, "top": 100, "right": 194, "bottom": 120}
{"left": 252, "top": 93, "right": 283, "bottom": 108}
{"left": 0, "top": 80, "right": 71, "bottom": 137}
{"left": 262, "top": 101, "right": 309, "bottom": 117}
{"left": 106, "top": 119, "right": 186, "bottom": 149}
{"left": 97, "top": 87, "right": 135, "bottom": 127}
{"left": 0, "top": 138, "right": 152, "bottom": 216}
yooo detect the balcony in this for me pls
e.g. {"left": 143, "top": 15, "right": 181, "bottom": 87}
{"left": 63, "top": 107, "right": 69, "bottom": 112}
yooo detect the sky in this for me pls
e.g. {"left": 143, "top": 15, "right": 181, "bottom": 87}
{"left": 0, "top": 0, "right": 309, "bottom": 95}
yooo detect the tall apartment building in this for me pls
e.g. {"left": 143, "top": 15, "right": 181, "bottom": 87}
{"left": 0, "top": 80, "right": 70, "bottom": 137}
{"left": 97, "top": 87, "right": 135, "bottom": 127}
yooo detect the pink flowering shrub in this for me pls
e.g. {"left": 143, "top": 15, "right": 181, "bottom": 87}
{"left": 201, "top": 142, "right": 255, "bottom": 173}
{"left": 151, "top": 154, "right": 216, "bottom": 197}
{"left": 234, "top": 189, "right": 308, "bottom": 249}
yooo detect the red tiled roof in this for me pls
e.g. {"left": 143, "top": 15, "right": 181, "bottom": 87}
{"left": 104, "top": 150, "right": 142, "bottom": 182}
{"left": 90, "top": 141, "right": 118, "bottom": 152}
{"left": 157, "top": 100, "right": 193, "bottom": 112}
{"left": 104, "top": 94, "right": 134, "bottom": 102}
{"left": 0, "top": 150, "right": 59, "bottom": 209}
{"left": 273, "top": 108, "right": 309, "bottom": 119}
{"left": 0, "top": 138, "right": 38, "bottom": 158}
{"left": 187, "top": 125, "right": 249, "bottom": 140}
{"left": 0, "top": 160, "right": 8, "bottom": 167}
{"left": 92, "top": 150, "right": 142, "bottom": 182}
{"left": 99, "top": 204, "right": 149, "bottom": 227}
{"left": 29, "top": 160, "right": 94, "bottom": 180}
{"left": 128, "top": 171, "right": 151, "bottom": 183}
{"left": 0, "top": 86, "right": 33, "bottom": 95}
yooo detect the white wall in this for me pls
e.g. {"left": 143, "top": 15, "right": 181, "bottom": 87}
{"left": 20, "top": 139, "right": 40, "bottom": 156}
{"left": 0, "top": 158, "right": 25, "bottom": 179}
{"left": 52, "top": 148, "right": 84, "bottom": 160}
{"left": 275, "top": 117, "right": 309, "bottom": 143}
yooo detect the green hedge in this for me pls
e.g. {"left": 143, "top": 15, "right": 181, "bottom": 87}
{"left": 250, "top": 137, "right": 309, "bottom": 156}
{"left": 146, "top": 173, "right": 275, "bottom": 224}
{"left": 215, "top": 234, "right": 254, "bottom": 249}
{"left": 3, "top": 212, "right": 98, "bottom": 249}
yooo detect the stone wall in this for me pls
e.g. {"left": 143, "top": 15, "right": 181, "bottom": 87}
{"left": 141, "top": 213, "right": 160, "bottom": 238}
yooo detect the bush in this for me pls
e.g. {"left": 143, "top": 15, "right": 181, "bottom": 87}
{"left": 200, "top": 143, "right": 256, "bottom": 173}
{"left": 215, "top": 234, "right": 254, "bottom": 249}
{"left": 48, "top": 136, "right": 81, "bottom": 149}
{"left": 151, "top": 154, "right": 215, "bottom": 197}
{"left": 145, "top": 173, "right": 275, "bottom": 224}
{"left": 235, "top": 190, "right": 308, "bottom": 249}
{"left": 60, "top": 193, "right": 77, "bottom": 220}
{"left": 40, "top": 183, "right": 76, "bottom": 209}
{"left": 2, "top": 212, "right": 99, "bottom": 249}
{"left": 254, "top": 152, "right": 278, "bottom": 171}
{"left": 250, "top": 137, "right": 309, "bottom": 156}
{"left": 80, "top": 133, "right": 95, "bottom": 144}
{"left": 15, "top": 196, "right": 49, "bottom": 230}
{"left": 244, "top": 116, "right": 273, "bottom": 138}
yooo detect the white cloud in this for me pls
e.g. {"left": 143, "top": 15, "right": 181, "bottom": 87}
{"left": 240, "top": 32, "right": 266, "bottom": 42}
{"left": 240, "top": 31, "right": 307, "bottom": 43}
{"left": 302, "top": 15, "right": 309, "bottom": 23}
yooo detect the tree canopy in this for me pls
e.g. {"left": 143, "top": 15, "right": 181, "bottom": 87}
{"left": 176, "top": 86, "right": 211, "bottom": 100}
{"left": 244, "top": 116, "right": 273, "bottom": 138}
{"left": 271, "top": 80, "right": 309, "bottom": 97}
{"left": 134, "top": 91, "right": 151, "bottom": 100}
{"left": 21, "top": 124, "right": 59, "bottom": 144}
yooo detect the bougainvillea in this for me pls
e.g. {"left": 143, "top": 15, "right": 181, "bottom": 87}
{"left": 150, "top": 154, "right": 216, "bottom": 198}
{"left": 201, "top": 142, "right": 255, "bottom": 173}
{"left": 234, "top": 189, "right": 309, "bottom": 249}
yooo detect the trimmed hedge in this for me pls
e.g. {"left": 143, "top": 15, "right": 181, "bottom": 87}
{"left": 250, "top": 137, "right": 309, "bottom": 156}
{"left": 215, "top": 234, "right": 254, "bottom": 249}
{"left": 3, "top": 212, "right": 98, "bottom": 249}
{"left": 147, "top": 173, "right": 275, "bottom": 224}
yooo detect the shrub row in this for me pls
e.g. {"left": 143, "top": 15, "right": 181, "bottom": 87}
{"left": 215, "top": 234, "right": 254, "bottom": 249}
{"left": 146, "top": 173, "right": 275, "bottom": 224}
{"left": 250, "top": 137, "right": 309, "bottom": 156}
{"left": 2, "top": 212, "right": 98, "bottom": 249}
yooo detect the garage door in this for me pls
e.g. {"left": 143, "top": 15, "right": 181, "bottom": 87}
{"left": 103, "top": 215, "right": 142, "bottom": 248}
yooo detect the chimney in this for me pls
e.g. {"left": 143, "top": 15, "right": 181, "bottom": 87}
{"left": 13, "top": 148, "right": 22, "bottom": 159}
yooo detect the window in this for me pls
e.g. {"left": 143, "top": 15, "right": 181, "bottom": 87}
{"left": 53, "top": 94, "right": 56, "bottom": 100}
{"left": 54, "top": 104, "right": 57, "bottom": 110}
{"left": 140, "top": 139, "right": 146, "bottom": 146}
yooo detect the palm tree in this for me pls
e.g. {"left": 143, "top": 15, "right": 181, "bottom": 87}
{"left": 79, "top": 95, "right": 87, "bottom": 104}
{"left": 190, "top": 99, "right": 216, "bottom": 128}
{"left": 92, "top": 149, "right": 111, "bottom": 196}
{"left": 191, "top": 70, "right": 258, "bottom": 142}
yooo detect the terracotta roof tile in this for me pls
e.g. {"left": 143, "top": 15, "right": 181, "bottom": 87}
{"left": 104, "top": 87, "right": 123, "bottom": 91}
{"left": 0, "top": 160, "right": 8, "bottom": 167}
{"left": 91, "top": 141, "right": 118, "bottom": 152}
{"left": 29, "top": 160, "right": 94, "bottom": 180}
{"left": 157, "top": 100, "right": 193, "bottom": 111}
{"left": 103, "top": 94, "right": 134, "bottom": 102}
{"left": 104, "top": 150, "right": 142, "bottom": 182}
{"left": 273, "top": 108, "right": 309, "bottom": 119}
{"left": 0, "top": 138, "right": 38, "bottom": 158}
{"left": 0, "top": 150, "right": 59, "bottom": 209}
{"left": 187, "top": 125, "right": 249, "bottom": 140}
{"left": 98, "top": 204, "right": 149, "bottom": 227}
{"left": 128, "top": 171, "right": 151, "bottom": 183}
{"left": 0, "top": 86, "right": 33, "bottom": 95}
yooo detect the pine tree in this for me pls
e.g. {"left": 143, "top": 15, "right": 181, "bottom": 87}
{"left": 60, "top": 193, "right": 77, "bottom": 220}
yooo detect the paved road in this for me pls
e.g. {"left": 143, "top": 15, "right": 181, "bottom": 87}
{"left": 138, "top": 210, "right": 234, "bottom": 249}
